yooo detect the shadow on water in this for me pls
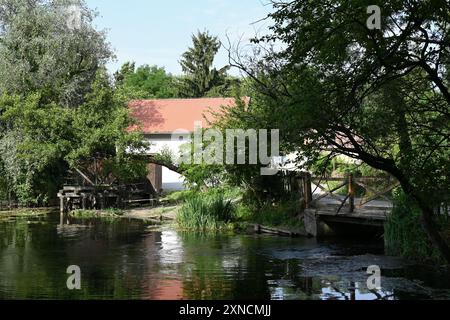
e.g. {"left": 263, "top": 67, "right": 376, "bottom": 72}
{"left": 1, "top": 213, "right": 450, "bottom": 300}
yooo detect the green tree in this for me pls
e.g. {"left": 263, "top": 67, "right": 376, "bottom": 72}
{"left": 0, "top": 69, "right": 147, "bottom": 205}
{"left": 179, "top": 31, "right": 230, "bottom": 97}
{"left": 231, "top": 0, "right": 450, "bottom": 262}
{"left": 0, "top": 1, "right": 146, "bottom": 204}
{"left": 116, "top": 64, "right": 179, "bottom": 99}
{"left": 0, "top": 92, "right": 73, "bottom": 204}
{"left": 113, "top": 61, "right": 136, "bottom": 86}
{"left": 0, "top": 0, "right": 113, "bottom": 107}
{"left": 69, "top": 69, "right": 148, "bottom": 183}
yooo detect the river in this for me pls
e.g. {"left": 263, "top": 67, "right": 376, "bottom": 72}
{"left": 1, "top": 213, "right": 450, "bottom": 300}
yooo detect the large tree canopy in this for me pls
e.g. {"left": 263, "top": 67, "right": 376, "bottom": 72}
{"left": 230, "top": 0, "right": 450, "bottom": 261}
{"left": 0, "top": 0, "right": 112, "bottom": 107}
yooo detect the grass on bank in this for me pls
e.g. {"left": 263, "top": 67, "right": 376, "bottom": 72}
{"left": 162, "top": 187, "right": 242, "bottom": 205}
{"left": 177, "top": 193, "right": 235, "bottom": 232}
{"left": 173, "top": 186, "right": 305, "bottom": 233}
{"left": 0, "top": 208, "right": 55, "bottom": 219}
{"left": 69, "top": 208, "right": 124, "bottom": 219}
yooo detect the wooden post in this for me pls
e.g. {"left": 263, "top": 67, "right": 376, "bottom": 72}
{"left": 81, "top": 195, "right": 87, "bottom": 210}
{"left": 304, "top": 172, "right": 313, "bottom": 209}
{"left": 59, "top": 195, "right": 65, "bottom": 226}
{"left": 116, "top": 195, "right": 121, "bottom": 209}
{"left": 100, "top": 195, "right": 105, "bottom": 210}
{"left": 348, "top": 174, "right": 355, "bottom": 213}
{"left": 60, "top": 196, "right": 65, "bottom": 215}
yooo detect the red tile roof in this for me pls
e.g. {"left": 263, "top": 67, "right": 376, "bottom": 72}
{"left": 129, "top": 97, "right": 249, "bottom": 134}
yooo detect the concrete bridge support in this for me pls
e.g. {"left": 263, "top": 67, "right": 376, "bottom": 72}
{"left": 304, "top": 208, "right": 386, "bottom": 238}
{"left": 304, "top": 209, "right": 336, "bottom": 237}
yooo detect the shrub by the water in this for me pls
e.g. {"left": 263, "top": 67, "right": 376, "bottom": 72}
{"left": 235, "top": 197, "right": 303, "bottom": 229}
{"left": 177, "top": 194, "right": 234, "bottom": 231}
{"left": 385, "top": 190, "right": 442, "bottom": 262}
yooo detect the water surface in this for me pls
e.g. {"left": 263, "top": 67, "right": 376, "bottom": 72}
{"left": 1, "top": 213, "right": 450, "bottom": 300}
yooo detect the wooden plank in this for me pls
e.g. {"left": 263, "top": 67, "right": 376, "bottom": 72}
{"left": 74, "top": 167, "right": 95, "bottom": 186}
{"left": 336, "top": 193, "right": 351, "bottom": 215}
{"left": 348, "top": 174, "right": 355, "bottom": 213}
{"left": 62, "top": 193, "right": 81, "bottom": 198}
{"left": 356, "top": 182, "right": 399, "bottom": 207}
{"left": 312, "top": 181, "right": 348, "bottom": 203}
{"left": 123, "top": 199, "right": 153, "bottom": 203}
{"left": 253, "top": 224, "right": 304, "bottom": 237}
{"left": 312, "top": 177, "right": 347, "bottom": 182}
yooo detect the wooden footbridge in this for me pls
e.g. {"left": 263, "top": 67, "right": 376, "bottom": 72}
{"left": 289, "top": 173, "right": 398, "bottom": 237}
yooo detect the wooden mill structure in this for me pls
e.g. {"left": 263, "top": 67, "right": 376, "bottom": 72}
{"left": 58, "top": 167, "right": 158, "bottom": 215}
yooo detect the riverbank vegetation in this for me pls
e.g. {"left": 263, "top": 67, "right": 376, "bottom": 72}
{"left": 169, "top": 186, "right": 304, "bottom": 233}
{"left": 177, "top": 193, "right": 235, "bottom": 232}
{"left": 0, "top": 208, "right": 55, "bottom": 221}
{"left": 386, "top": 190, "right": 450, "bottom": 263}
{"left": 236, "top": 199, "right": 304, "bottom": 231}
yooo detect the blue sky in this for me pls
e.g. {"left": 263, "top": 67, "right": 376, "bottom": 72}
{"left": 86, "top": 0, "right": 273, "bottom": 75}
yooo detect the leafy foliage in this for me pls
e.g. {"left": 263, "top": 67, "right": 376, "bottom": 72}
{"left": 385, "top": 190, "right": 443, "bottom": 262}
{"left": 236, "top": 198, "right": 303, "bottom": 229}
{"left": 0, "top": 0, "right": 112, "bottom": 107}
{"left": 115, "top": 63, "right": 179, "bottom": 99}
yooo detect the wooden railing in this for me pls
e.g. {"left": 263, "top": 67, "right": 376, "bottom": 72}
{"left": 286, "top": 172, "right": 399, "bottom": 214}
{"left": 308, "top": 174, "right": 399, "bottom": 214}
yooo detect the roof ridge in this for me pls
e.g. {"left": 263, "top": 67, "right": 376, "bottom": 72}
{"left": 130, "top": 97, "right": 249, "bottom": 102}
{"left": 131, "top": 98, "right": 232, "bottom": 101}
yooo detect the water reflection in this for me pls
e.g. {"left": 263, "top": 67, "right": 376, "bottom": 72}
{"left": 0, "top": 214, "right": 450, "bottom": 300}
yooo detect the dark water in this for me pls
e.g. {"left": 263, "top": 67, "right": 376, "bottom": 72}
{"left": 1, "top": 213, "right": 450, "bottom": 300}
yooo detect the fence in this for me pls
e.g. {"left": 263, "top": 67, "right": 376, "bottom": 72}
{"left": 282, "top": 171, "right": 399, "bottom": 214}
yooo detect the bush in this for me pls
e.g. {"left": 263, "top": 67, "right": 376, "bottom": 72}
{"left": 163, "top": 190, "right": 197, "bottom": 204}
{"left": 177, "top": 193, "right": 235, "bottom": 231}
{"left": 236, "top": 197, "right": 303, "bottom": 229}
{"left": 163, "top": 186, "right": 242, "bottom": 205}
{"left": 385, "top": 190, "right": 442, "bottom": 262}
